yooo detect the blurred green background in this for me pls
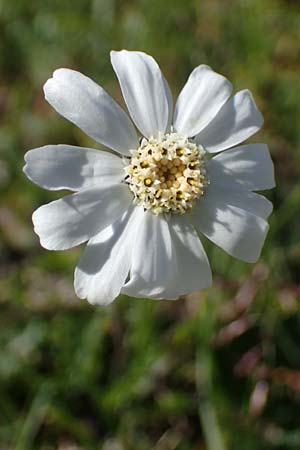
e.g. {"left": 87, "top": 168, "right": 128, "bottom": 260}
{"left": 1, "top": 0, "right": 300, "bottom": 449}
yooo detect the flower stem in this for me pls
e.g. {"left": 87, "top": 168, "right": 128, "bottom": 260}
{"left": 196, "top": 349, "right": 227, "bottom": 450}
{"left": 195, "top": 295, "right": 227, "bottom": 450}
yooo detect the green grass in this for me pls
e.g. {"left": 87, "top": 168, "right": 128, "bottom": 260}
{"left": 1, "top": 0, "right": 300, "bottom": 448}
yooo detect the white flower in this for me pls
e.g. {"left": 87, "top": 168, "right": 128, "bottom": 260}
{"left": 23, "top": 50, "right": 275, "bottom": 305}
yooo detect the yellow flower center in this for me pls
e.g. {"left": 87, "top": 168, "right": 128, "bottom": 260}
{"left": 124, "top": 132, "right": 209, "bottom": 215}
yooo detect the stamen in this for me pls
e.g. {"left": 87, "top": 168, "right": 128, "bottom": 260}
{"left": 124, "top": 132, "right": 209, "bottom": 215}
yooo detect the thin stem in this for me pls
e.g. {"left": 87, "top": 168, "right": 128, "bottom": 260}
{"left": 15, "top": 383, "right": 52, "bottom": 450}
{"left": 194, "top": 294, "right": 227, "bottom": 450}
{"left": 196, "top": 350, "right": 227, "bottom": 450}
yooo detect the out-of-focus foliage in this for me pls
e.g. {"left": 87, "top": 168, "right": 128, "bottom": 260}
{"left": 0, "top": 0, "right": 300, "bottom": 449}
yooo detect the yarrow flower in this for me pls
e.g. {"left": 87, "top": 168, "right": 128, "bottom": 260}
{"left": 23, "top": 50, "right": 275, "bottom": 305}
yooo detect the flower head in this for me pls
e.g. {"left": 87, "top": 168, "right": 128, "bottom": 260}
{"left": 23, "top": 50, "right": 275, "bottom": 305}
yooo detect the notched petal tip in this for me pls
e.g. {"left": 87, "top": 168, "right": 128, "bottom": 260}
{"left": 268, "top": 164, "right": 276, "bottom": 189}
{"left": 43, "top": 77, "right": 54, "bottom": 100}
{"left": 74, "top": 266, "right": 118, "bottom": 306}
{"left": 22, "top": 147, "right": 49, "bottom": 188}
{"left": 22, "top": 163, "right": 31, "bottom": 182}
{"left": 234, "top": 218, "right": 270, "bottom": 264}
{"left": 245, "top": 222, "right": 270, "bottom": 264}
{"left": 31, "top": 216, "right": 51, "bottom": 251}
{"left": 23, "top": 147, "right": 38, "bottom": 170}
{"left": 110, "top": 49, "right": 151, "bottom": 58}
{"left": 43, "top": 68, "right": 73, "bottom": 97}
{"left": 23, "top": 149, "right": 39, "bottom": 185}
{"left": 244, "top": 89, "right": 264, "bottom": 127}
{"left": 73, "top": 269, "right": 87, "bottom": 300}
{"left": 22, "top": 151, "right": 30, "bottom": 175}
{"left": 259, "top": 143, "right": 276, "bottom": 189}
{"left": 196, "top": 63, "right": 213, "bottom": 71}
{"left": 193, "top": 63, "right": 231, "bottom": 82}
{"left": 31, "top": 207, "right": 58, "bottom": 251}
{"left": 51, "top": 67, "right": 74, "bottom": 79}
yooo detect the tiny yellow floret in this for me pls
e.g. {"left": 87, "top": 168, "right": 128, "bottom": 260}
{"left": 124, "top": 132, "right": 208, "bottom": 215}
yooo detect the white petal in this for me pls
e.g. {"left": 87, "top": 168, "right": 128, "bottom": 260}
{"left": 44, "top": 68, "right": 138, "bottom": 154}
{"left": 111, "top": 50, "right": 173, "bottom": 138}
{"left": 74, "top": 206, "right": 144, "bottom": 306}
{"left": 173, "top": 65, "right": 232, "bottom": 137}
{"left": 122, "top": 213, "right": 173, "bottom": 299}
{"left": 202, "top": 183, "right": 273, "bottom": 220}
{"left": 208, "top": 144, "right": 275, "bottom": 191}
{"left": 196, "top": 90, "right": 263, "bottom": 153}
{"left": 23, "top": 145, "right": 124, "bottom": 191}
{"left": 168, "top": 215, "right": 212, "bottom": 293}
{"left": 122, "top": 213, "right": 212, "bottom": 300}
{"left": 32, "top": 183, "right": 131, "bottom": 250}
{"left": 192, "top": 196, "right": 269, "bottom": 263}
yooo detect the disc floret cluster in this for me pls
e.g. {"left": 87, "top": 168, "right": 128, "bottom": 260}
{"left": 124, "top": 132, "right": 208, "bottom": 215}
